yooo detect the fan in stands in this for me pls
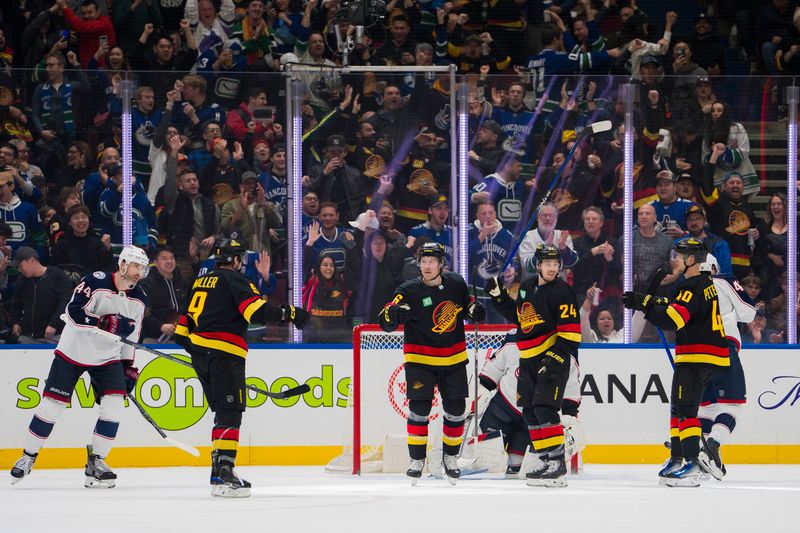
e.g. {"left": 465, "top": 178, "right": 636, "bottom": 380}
{"left": 379, "top": 242, "right": 485, "bottom": 485}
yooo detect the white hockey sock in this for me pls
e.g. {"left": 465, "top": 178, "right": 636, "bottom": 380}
{"left": 23, "top": 397, "right": 67, "bottom": 454}
{"left": 91, "top": 395, "right": 124, "bottom": 458}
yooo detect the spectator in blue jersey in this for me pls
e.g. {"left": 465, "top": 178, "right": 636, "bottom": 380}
{"left": 526, "top": 14, "right": 621, "bottom": 94}
{"left": 650, "top": 169, "right": 692, "bottom": 240}
{"left": 265, "top": 0, "right": 312, "bottom": 56}
{"left": 97, "top": 164, "right": 158, "bottom": 253}
{"left": 0, "top": 172, "right": 47, "bottom": 258}
{"left": 303, "top": 201, "right": 355, "bottom": 279}
{"left": 683, "top": 204, "right": 733, "bottom": 278}
{"left": 488, "top": 81, "right": 538, "bottom": 163}
{"left": 187, "top": 120, "right": 222, "bottom": 174}
{"left": 109, "top": 85, "right": 162, "bottom": 190}
{"left": 175, "top": 74, "right": 226, "bottom": 146}
{"left": 195, "top": 37, "right": 249, "bottom": 109}
{"left": 261, "top": 143, "right": 288, "bottom": 221}
{"left": 467, "top": 119, "right": 504, "bottom": 182}
{"left": 31, "top": 51, "right": 90, "bottom": 180}
{"left": 518, "top": 202, "right": 577, "bottom": 279}
{"left": 470, "top": 150, "right": 526, "bottom": 232}
{"left": 221, "top": 170, "right": 282, "bottom": 255}
{"left": 407, "top": 193, "right": 453, "bottom": 266}
{"left": 469, "top": 201, "right": 517, "bottom": 322}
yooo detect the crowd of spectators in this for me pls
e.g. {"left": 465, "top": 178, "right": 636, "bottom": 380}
{"left": 0, "top": 0, "right": 796, "bottom": 345}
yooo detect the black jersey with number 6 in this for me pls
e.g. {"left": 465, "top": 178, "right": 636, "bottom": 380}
{"left": 175, "top": 268, "right": 283, "bottom": 358}
{"left": 381, "top": 272, "right": 471, "bottom": 367}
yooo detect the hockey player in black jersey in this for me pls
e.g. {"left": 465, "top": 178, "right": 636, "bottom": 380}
{"left": 379, "top": 242, "right": 485, "bottom": 485}
{"left": 174, "top": 239, "right": 310, "bottom": 498}
{"left": 10, "top": 246, "right": 150, "bottom": 488}
{"left": 485, "top": 244, "right": 581, "bottom": 488}
{"left": 624, "top": 237, "right": 729, "bottom": 487}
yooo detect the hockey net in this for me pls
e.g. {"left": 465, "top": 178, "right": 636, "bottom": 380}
{"left": 326, "top": 324, "right": 515, "bottom": 474}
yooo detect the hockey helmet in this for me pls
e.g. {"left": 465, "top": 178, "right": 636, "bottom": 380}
{"left": 215, "top": 239, "right": 247, "bottom": 265}
{"left": 118, "top": 245, "right": 150, "bottom": 279}
{"left": 674, "top": 236, "right": 708, "bottom": 263}
{"left": 533, "top": 244, "right": 562, "bottom": 271}
{"left": 418, "top": 241, "right": 446, "bottom": 260}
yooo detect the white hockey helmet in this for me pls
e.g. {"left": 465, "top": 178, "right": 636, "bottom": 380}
{"left": 119, "top": 245, "right": 151, "bottom": 280}
{"left": 699, "top": 253, "right": 719, "bottom": 274}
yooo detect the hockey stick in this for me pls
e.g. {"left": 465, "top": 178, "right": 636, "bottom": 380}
{"left": 464, "top": 269, "right": 481, "bottom": 466}
{"left": 95, "top": 331, "right": 310, "bottom": 400}
{"left": 499, "top": 119, "right": 613, "bottom": 277}
{"left": 128, "top": 392, "right": 201, "bottom": 457}
{"left": 643, "top": 267, "right": 676, "bottom": 369}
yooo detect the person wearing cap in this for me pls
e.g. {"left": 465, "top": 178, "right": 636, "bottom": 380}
{"left": 220, "top": 169, "right": 282, "bottom": 255}
{"left": 9, "top": 246, "right": 73, "bottom": 343}
{"left": 447, "top": 30, "right": 511, "bottom": 74}
{"left": 468, "top": 119, "right": 504, "bottom": 177}
{"left": 650, "top": 169, "right": 693, "bottom": 239}
{"left": 470, "top": 149, "right": 525, "bottom": 231}
{"left": 675, "top": 172, "right": 698, "bottom": 202}
{"left": 306, "top": 134, "right": 367, "bottom": 223}
{"left": 407, "top": 194, "right": 453, "bottom": 266}
{"left": 372, "top": 15, "right": 417, "bottom": 66}
{"left": 688, "top": 14, "right": 724, "bottom": 75}
{"left": 0, "top": 170, "right": 46, "bottom": 258}
{"left": 683, "top": 204, "right": 732, "bottom": 278}
{"left": 97, "top": 161, "right": 159, "bottom": 252}
{"left": 627, "top": 10, "right": 677, "bottom": 80}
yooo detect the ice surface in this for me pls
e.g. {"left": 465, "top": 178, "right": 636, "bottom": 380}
{"left": 3, "top": 465, "right": 798, "bottom": 533}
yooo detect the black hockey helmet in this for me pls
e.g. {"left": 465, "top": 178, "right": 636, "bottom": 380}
{"left": 533, "top": 244, "right": 562, "bottom": 270}
{"left": 214, "top": 239, "right": 246, "bottom": 265}
{"left": 418, "top": 242, "right": 446, "bottom": 260}
{"left": 674, "top": 236, "right": 707, "bottom": 263}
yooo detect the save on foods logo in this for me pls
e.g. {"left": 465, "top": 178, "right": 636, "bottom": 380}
{"left": 15, "top": 357, "right": 351, "bottom": 431}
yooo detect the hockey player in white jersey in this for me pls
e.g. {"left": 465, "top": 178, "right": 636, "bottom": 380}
{"left": 696, "top": 254, "right": 755, "bottom": 479}
{"left": 10, "top": 246, "right": 150, "bottom": 488}
{"left": 475, "top": 329, "right": 583, "bottom": 478}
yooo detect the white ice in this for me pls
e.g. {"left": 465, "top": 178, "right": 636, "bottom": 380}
{"left": 3, "top": 465, "right": 799, "bottom": 533}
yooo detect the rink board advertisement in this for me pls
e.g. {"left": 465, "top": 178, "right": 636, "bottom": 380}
{"left": 0, "top": 345, "right": 798, "bottom": 468}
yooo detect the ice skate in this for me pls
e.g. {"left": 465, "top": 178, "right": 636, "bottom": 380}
{"left": 526, "top": 454, "right": 567, "bottom": 488}
{"left": 406, "top": 459, "right": 425, "bottom": 486}
{"left": 698, "top": 438, "right": 726, "bottom": 481}
{"left": 10, "top": 451, "right": 37, "bottom": 484}
{"left": 505, "top": 464, "right": 521, "bottom": 479}
{"left": 84, "top": 446, "right": 117, "bottom": 488}
{"left": 442, "top": 454, "right": 460, "bottom": 486}
{"left": 211, "top": 463, "right": 251, "bottom": 498}
{"left": 658, "top": 456, "right": 684, "bottom": 486}
{"left": 663, "top": 459, "right": 703, "bottom": 487}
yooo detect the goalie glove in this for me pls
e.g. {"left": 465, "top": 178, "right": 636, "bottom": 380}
{"left": 561, "top": 414, "right": 586, "bottom": 459}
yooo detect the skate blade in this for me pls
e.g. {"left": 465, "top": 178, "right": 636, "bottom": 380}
{"left": 211, "top": 484, "right": 251, "bottom": 498}
{"left": 11, "top": 475, "right": 25, "bottom": 485}
{"left": 526, "top": 477, "right": 546, "bottom": 487}
{"left": 697, "top": 455, "right": 725, "bottom": 481}
{"left": 445, "top": 475, "right": 458, "bottom": 486}
{"left": 663, "top": 476, "right": 701, "bottom": 488}
{"left": 84, "top": 477, "right": 116, "bottom": 489}
{"left": 542, "top": 477, "right": 567, "bottom": 488}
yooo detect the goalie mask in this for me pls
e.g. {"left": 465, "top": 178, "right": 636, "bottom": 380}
{"left": 118, "top": 246, "right": 150, "bottom": 289}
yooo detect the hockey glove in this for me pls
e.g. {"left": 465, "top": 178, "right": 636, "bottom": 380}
{"left": 384, "top": 302, "right": 411, "bottom": 325}
{"left": 468, "top": 298, "right": 486, "bottom": 321}
{"left": 484, "top": 277, "right": 508, "bottom": 301}
{"left": 622, "top": 291, "right": 648, "bottom": 312}
{"left": 122, "top": 361, "right": 139, "bottom": 394}
{"left": 98, "top": 314, "right": 136, "bottom": 338}
{"left": 282, "top": 305, "right": 310, "bottom": 329}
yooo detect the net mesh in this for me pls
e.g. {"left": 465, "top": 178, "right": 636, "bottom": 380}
{"left": 325, "top": 325, "right": 514, "bottom": 474}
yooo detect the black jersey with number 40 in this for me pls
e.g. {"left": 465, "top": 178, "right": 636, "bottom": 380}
{"left": 175, "top": 268, "right": 283, "bottom": 358}
{"left": 380, "top": 272, "right": 471, "bottom": 367}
